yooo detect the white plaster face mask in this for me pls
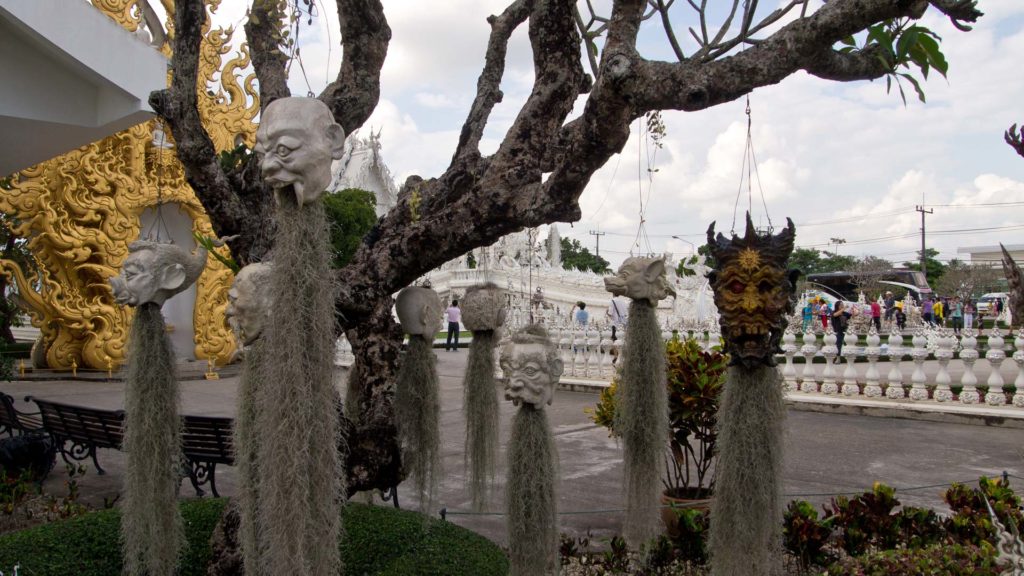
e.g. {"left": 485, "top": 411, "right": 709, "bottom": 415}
{"left": 501, "top": 342, "right": 562, "bottom": 408}
{"left": 226, "top": 263, "right": 273, "bottom": 345}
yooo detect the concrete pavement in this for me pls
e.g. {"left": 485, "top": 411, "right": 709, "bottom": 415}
{"left": 3, "top": 351, "right": 1023, "bottom": 546}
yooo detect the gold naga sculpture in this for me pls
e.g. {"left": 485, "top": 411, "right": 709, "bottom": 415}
{"left": 0, "top": 0, "right": 258, "bottom": 370}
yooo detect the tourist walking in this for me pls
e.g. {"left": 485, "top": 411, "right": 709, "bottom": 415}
{"left": 934, "top": 298, "right": 945, "bottom": 327}
{"left": 445, "top": 300, "right": 461, "bottom": 351}
{"left": 820, "top": 300, "right": 831, "bottom": 330}
{"left": 883, "top": 291, "right": 896, "bottom": 325}
{"left": 895, "top": 302, "right": 907, "bottom": 331}
{"left": 832, "top": 301, "right": 852, "bottom": 360}
{"left": 964, "top": 299, "right": 975, "bottom": 331}
{"left": 870, "top": 298, "right": 882, "bottom": 333}
{"left": 950, "top": 297, "right": 964, "bottom": 336}
{"left": 572, "top": 301, "right": 590, "bottom": 328}
{"left": 921, "top": 297, "right": 934, "bottom": 326}
{"left": 802, "top": 300, "right": 814, "bottom": 332}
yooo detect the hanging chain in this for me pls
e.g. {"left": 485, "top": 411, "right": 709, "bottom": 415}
{"left": 145, "top": 119, "right": 175, "bottom": 244}
{"left": 730, "top": 94, "right": 774, "bottom": 235}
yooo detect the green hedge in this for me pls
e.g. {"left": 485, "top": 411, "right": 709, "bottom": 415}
{"left": 0, "top": 500, "right": 508, "bottom": 576}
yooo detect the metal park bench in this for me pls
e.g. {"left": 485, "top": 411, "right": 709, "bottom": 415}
{"left": 26, "top": 396, "right": 124, "bottom": 475}
{"left": 0, "top": 392, "right": 43, "bottom": 437}
{"left": 181, "top": 414, "right": 234, "bottom": 497}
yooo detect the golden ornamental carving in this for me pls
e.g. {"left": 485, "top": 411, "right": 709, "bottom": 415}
{"left": 0, "top": 0, "right": 258, "bottom": 369}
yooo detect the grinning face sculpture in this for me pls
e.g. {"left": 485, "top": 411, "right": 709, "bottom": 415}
{"left": 395, "top": 286, "right": 443, "bottom": 337}
{"left": 226, "top": 262, "right": 274, "bottom": 345}
{"left": 500, "top": 324, "right": 564, "bottom": 408}
{"left": 707, "top": 214, "right": 800, "bottom": 368}
{"left": 603, "top": 257, "right": 676, "bottom": 305}
{"left": 254, "top": 97, "right": 346, "bottom": 207}
{"left": 110, "top": 240, "right": 207, "bottom": 307}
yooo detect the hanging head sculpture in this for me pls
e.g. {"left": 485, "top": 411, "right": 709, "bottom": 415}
{"left": 254, "top": 97, "right": 346, "bottom": 208}
{"left": 500, "top": 324, "right": 564, "bottom": 408}
{"left": 226, "top": 262, "right": 275, "bottom": 346}
{"left": 707, "top": 214, "right": 800, "bottom": 368}
{"left": 999, "top": 243, "right": 1024, "bottom": 326}
{"left": 603, "top": 256, "right": 677, "bottom": 305}
{"left": 395, "top": 285, "right": 444, "bottom": 336}
{"left": 109, "top": 240, "right": 208, "bottom": 307}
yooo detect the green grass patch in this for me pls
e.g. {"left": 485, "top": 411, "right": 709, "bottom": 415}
{"left": 0, "top": 500, "right": 508, "bottom": 576}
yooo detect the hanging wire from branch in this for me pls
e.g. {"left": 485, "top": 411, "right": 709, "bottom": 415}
{"left": 631, "top": 113, "right": 664, "bottom": 257}
{"left": 730, "top": 94, "right": 773, "bottom": 235}
{"left": 145, "top": 119, "right": 175, "bottom": 244}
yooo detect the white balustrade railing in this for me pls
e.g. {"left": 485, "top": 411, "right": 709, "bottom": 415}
{"left": 541, "top": 324, "right": 1024, "bottom": 411}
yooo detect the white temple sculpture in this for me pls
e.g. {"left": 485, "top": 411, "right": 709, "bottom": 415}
{"left": 603, "top": 256, "right": 674, "bottom": 547}
{"left": 110, "top": 239, "right": 211, "bottom": 576}
{"left": 394, "top": 285, "right": 445, "bottom": 511}
{"left": 501, "top": 324, "right": 563, "bottom": 576}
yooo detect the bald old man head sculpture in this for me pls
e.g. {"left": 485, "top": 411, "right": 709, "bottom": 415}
{"left": 226, "top": 262, "right": 275, "bottom": 346}
{"left": 254, "top": 97, "right": 346, "bottom": 207}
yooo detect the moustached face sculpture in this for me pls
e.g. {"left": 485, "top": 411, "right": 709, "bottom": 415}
{"left": 603, "top": 257, "right": 676, "bottom": 306}
{"left": 706, "top": 214, "right": 800, "bottom": 368}
{"left": 109, "top": 240, "right": 208, "bottom": 307}
{"left": 500, "top": 325, "right": 564, "bottom": 408}
{"left": 254, "top": 97, "right": 346, "bottom": 207}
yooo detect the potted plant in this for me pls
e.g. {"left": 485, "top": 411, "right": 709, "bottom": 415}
{"left": 588, "top": 335, "right": 728, "bottom": 532}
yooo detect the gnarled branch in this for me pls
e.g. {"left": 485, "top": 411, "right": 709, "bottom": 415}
{"left": 319, "top": 0, "right": 391, "bottom": 136}
{"left": 1007, "top": 123, "right": 1024, "bottom": 159}
{"left": 245, "top": 0, "right": 290, "bottom": 109}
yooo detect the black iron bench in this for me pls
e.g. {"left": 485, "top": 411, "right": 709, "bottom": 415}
{"left": 0, "top": 392, "right": 43, "bottom": 437}
{"left": 181, "top": 414, "right": 234, "bottom": 497}
{"left": 26, "top": 396, "right": 124, "bottom": 475}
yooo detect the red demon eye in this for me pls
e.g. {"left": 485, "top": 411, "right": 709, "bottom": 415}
{"left": 729, "top": 280, "right": 745, "bottom": 294}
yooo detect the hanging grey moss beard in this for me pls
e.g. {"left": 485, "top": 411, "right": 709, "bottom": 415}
{"left": 617, "top": 300, "right": 668, "bottom": 547}
{"left": 394, "top": 334, "right": 442, "bottom": 512}
{"left": 709, "top": 365, "right": 786, "bottom": 576}
{"left": 234, "top": 337, "right": 265, "bottom": 575}
{"left": 253, "top": 200, "right": 343, "bottom": 576}
{"left": 464, "top": 330, "right": 498, "bottom": 511}
{"left": 120, "top": 303, "right": 184, "bottom": 576}
{"left": 507, "top": 405, "right": 558, "bottom": 576}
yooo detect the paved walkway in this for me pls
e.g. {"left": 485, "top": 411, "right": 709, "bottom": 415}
{"left": 4, "top": 352, "right": 1023, "bottom": 546}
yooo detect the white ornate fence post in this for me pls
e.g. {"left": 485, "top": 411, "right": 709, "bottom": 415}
{"left": 933, "top": 332, "right": 954, "bottom": 402}
{"left": 800, "top": 330, "right": 818, "bottom": 393}
{"left": 885, "top": 329, "right": 905, "bottom": 399}
{"left": 782, "top": 329, "right": 798, "bottom": 392}
{"left": 841, "top": 343, "right": 859, "bottom": 396}
{"left": 1012, "top": 329, "right": 1024, "bottom": 408}
{"left": 559, "top": 330, "right": 573, "bottom": 377}
{"left": 985, "top": 326, "right": 1007, "bottom": 406}
{"left": 959, "top": 329, "right": 980, "bottom": 404}
{"left": 863, "top": 328, "right": 882, "bottom": 398}
{"left": 820, "top": 330, "right": 838, "bottom": 395}
{"left": 585, "top": 329, "right": 600, "bottom": 378}
{"left": 909, "top": 330, "right": 929, "bottom": 401}
{"left": 598, "top": 330, "right": 612, "bottom": 379}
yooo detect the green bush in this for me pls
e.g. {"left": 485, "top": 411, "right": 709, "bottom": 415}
{"left": 782, "top": 499, "right": 833, "bottom": 569}
{"left": 825, "top": 542, "right": 1003, "bottom": 576}
{"left": 0, "top": 499, "right": 508, "bottom": 576}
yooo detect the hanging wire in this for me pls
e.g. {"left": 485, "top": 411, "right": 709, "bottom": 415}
{"left": 730, "top": 94, "right": 774, "bottom": 235}
{"left": 631, "top": 116, "right": 659, "bottom": 257}
{"left": 144, "top": 119, "right": 175, "bottom": 244}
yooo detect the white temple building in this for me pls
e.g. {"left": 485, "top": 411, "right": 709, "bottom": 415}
{"left": 328, "top": 133, "right": 717, "bottom": 331}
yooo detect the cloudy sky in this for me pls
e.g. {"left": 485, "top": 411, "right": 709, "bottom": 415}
{"left": 199, "top": 0, "right": 1024, "bottom": 269}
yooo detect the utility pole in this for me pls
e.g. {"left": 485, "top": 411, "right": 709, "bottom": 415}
{"left": 915, "top": 205, "right": 933, "bottom": 275}
{"left": 589, "top": 229, "right": 606, "bottom": 257}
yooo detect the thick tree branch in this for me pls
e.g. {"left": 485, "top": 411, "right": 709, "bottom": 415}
{"left": 245, "top": 0, "right": 290, "bottom": 109}
{"left": 149, "top": 0, "right": 266, "bottom": 261}
{"left": 929, "top": 0, "right": 983, "bottom": 30}
{"left": 319, "top": 0, "right": 391, "bottom": 136}
{"left": 1007, "top": 123, "right": 1024, "bottom": 160}
{"left": 452, "top": 0, "right": 533, "bottom": 163}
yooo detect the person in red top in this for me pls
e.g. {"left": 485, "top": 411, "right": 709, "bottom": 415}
{"left": 870, "top": 299, "right": 882, "bottom": 333}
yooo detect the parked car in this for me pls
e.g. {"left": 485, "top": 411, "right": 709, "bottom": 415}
{"left": 976, "top": 292, "right": 1008, "bottom": 316}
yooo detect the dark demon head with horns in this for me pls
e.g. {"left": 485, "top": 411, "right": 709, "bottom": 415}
{"left": 707, "top": 214, "right": 800, "bottom": 368}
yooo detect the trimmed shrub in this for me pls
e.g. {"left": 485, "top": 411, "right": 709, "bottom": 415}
{"left": 0, "top": 500, "right": 508, "bottom": 576}
{"left": 825, "top": 542, "right": 1003, "bottom": 576}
